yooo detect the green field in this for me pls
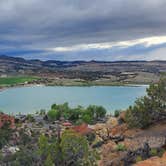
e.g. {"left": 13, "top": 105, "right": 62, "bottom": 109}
{"left": 0, "top": 76, "right": 39, "bottom": 86}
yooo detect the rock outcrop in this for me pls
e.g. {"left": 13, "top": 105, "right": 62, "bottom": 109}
{"left": 96, "top": 117, "right": 166, "bottom": 166}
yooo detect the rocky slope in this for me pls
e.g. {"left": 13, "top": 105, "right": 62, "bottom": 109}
{"left": 90, "top": 113, "right": 166, "bottom": 166}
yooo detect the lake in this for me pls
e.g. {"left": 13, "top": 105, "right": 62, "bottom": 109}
{"left": 0, "top": 85, "right": 148, "bottom": 114}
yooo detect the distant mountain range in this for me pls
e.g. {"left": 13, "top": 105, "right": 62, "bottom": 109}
{"left": 0, "top": 55, "right": 166, "bottom": 83}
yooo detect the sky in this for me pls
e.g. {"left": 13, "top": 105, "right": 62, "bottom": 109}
{"left": 0, "top": 0, "right": 166, "bottom": 61}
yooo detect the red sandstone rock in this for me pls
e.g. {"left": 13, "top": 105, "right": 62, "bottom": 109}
{"left": 0, "top": 113, "right": 15, "bottom": 129}
{"left": 72, "top": 123, "right": 93, "bottom": 135}
{"left": 109, "top": 124, "right": 128, "bottom": 137}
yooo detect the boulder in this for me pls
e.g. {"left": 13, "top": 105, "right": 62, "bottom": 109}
{"left": 92, "top": 123, "right": 109, "bottom": 141}
{"left": 109, "top": 124, "right": 128, "bottom": 143}
{"left": 110, "top": 124, "right": 128, "bottom": 137}
{"left": 96, "top": 127, "right": 109, "bottom": 141}
{"left": 106, "top": 117, "right": 119, "bottom": 128}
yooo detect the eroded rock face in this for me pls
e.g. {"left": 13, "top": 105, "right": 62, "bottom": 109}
{"left": 93, "top": 122, "right": 128, "bottom": 142}
{"left": 134, "top": 152, "right": 166, "bottom": 166}
{"left": 133, "top": 136, "right": 166, "bottom": 149}
{"left": 109, "top": 124, "right": 128, "bottom": 143}
{"left": 94, "top": 117, "right": 166, "bottom": 166}
{"left": 123, "top": 135, "right": 166, "bottom": 151}
{"left": 92, "top": 123, "right": 109, "bottom": 141}
{"left": 110, "top": 124, "right": 128, "bottom": 137}
{"left": 123, "top": 138, "right": 141, "bottom": 151}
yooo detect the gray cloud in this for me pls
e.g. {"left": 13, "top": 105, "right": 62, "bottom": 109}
{"left": 0, "top": 0, "right": 166, "bottom": 60}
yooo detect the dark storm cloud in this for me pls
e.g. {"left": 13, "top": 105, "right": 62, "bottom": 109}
{"left": 0, "top": 0, "right": 166, "bottom": 60}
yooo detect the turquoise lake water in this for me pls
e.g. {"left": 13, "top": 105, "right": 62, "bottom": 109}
{"left": 0, "top": 86, "right": 148, "bottom": 114}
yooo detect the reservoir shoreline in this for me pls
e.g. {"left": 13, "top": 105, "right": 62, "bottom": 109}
{"left": 0, "top": 85, "right": 147, "bottom": 114}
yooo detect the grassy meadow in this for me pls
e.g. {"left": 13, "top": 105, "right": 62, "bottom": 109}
{"left": 0, "top": 76, "right": 39, "bottom": 87}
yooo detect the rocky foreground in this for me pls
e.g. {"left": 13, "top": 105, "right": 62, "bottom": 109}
{"left": 90, "top": 112, "right": 166, "bottom": 166}
{"left": 0, "top": 110, "right": 166, "bottom": 166}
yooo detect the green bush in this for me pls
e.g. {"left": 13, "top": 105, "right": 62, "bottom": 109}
{"left": 114, "top": 110, "right": 121, "bottom": 117}
{"left": 39, "top": 109, "right": 46, "bottom": 115}
{"left": 44, "top": 154, "right": 54, "bottom": 166}
{"left": 26, "top": 114, "right": 35, "bottom": 122}
{"left": 82, "top": 114, "right": 92, "bottom": 124}
{"left": 125, "top": 97, "right": 153, "bottom": 128}
{"left": 86, "top": 132, "right": 96, "bottom": 144}
{"left": 19, "top": 130, "right": 32, "bottom": 145}
{"left": 136, "top": 155, "right": 142, "bottom": 162}
{"left": 48, "top": 103, "right": 107, "bottom": 124}
{"left": 125, "top": 77, "right": 166, "bottom": 129}
{"left": 116, "top": 144, "right": 126, "bottom": 151}
{"left": 47, "top": 109, "right": 60, "bottom": 121}
{"left": 11, "top": 149, "right": 38, "bottom": 166}
{"left": 86, "top": 105, "right": 106, "bottom": 120}
{"left": 38, "top": 131, "right": 98, "bottom": 165}
{"left": 158, "top": 148, "right": 165, "bottom": 157}
{"left": 150, "top": 148, "right": 158, "bottom": 156}
{"left": 0, "top": 122, "right": 12, "bottom": 149}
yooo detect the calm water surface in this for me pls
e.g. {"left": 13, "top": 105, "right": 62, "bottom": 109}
{"left": 0, "top": 86, "right": 147, "bottom": 114}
